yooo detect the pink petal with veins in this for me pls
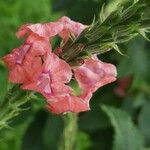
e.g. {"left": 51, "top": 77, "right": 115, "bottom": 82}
{"left": 3, "top": 38, "right": 50, "bottom": 83}
{"left": 21, "top": 53, "right": 72, "bottom": 99}
{"left": 74, "top": 57, "right": 117, "bottom": 93}
{"left": 58, "top": 16, "right": 87, "bottom": 42}
{"left": 16, "top": 22, "right": 64, "bottom": 38}
{"left": 46, "top": 94, "right": 91, "bottom": 114}
{"left": 43, "top": 53, "right": 72, "bottom": 83}
{"left": 3, "top": 44, "right": 31, "bottom": 83}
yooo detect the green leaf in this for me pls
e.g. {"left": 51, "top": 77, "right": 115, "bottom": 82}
{"left": 76, "top": 131, "right": 92, "bottom": 150}
{"left": 0, "top": 64, "right": 8, "bottom": 100}
{"left": 79, "top": 109, "right": 109, "bottom": 131}
{"left": 102, "top": 105, "right": 144, "bottom": 150}
{"left": 138, "top": 100, "right": 150, "bottom": 146}
{"left": 117, "top": 38, "right": 149, "bottom": 78}
{"left": 21, "top": 110, "right": 48, "bottom": 150}
{"left": 43, "top": 114, "right": 64, "bottom": 150}
{"left": 143, "top": 148, "right": 150, "bottom": 150}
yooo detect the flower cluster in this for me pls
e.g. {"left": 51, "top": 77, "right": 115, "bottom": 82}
{"left": 3, "top": 16, "right": 117, "bottom": 114}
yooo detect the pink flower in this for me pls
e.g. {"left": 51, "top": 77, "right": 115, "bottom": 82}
{"left": 3, "top": 35, "right": 51, "bottom": 83}
{"left": 20, "top": 51, "right": 92, "bottom": 114}
{"left": 74, "top": 56, "right": 117, "bottom": 93}
{"left": 45, "top": 56, "right": 117, "bottom": 114}
{"left": 16, "top": 16, "right": 87, "bottom": 42}
{"left": 58, "top": 16, "right": 87, "bottom": 42}
{"left": 21, "top": 52, "right": 72, "bottom": 99}
{"left": 3, "top": 16, "right": 117, "bottom": 114}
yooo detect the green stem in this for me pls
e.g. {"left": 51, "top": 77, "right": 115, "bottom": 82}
{"left": 59, "top": 113, "right": 78, "bottom": 150}
{"left": 0, "top": 84, "right": 33, "bottom": 130}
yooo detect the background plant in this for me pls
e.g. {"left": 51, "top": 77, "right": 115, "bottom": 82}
{"left": 0, "top": 0, "right": 150, "bottom": 150}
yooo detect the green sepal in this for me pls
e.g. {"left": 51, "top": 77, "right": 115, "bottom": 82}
{"left": 68, "top": 79, "right": 83, "bottom": 96}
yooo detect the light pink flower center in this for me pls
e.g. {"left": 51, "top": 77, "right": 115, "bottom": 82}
{"left": 16, "top": 44, "right": 31, "bottom": 64}
{"left": 37, "top": 72, "right": 53, "bottom": 95}
{"left": 80, "top": 66, "right": 105, "bottom": 84}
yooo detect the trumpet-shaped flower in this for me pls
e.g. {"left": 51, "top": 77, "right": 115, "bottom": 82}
{"left": 74, "top": 56, "right": 117, "bottom": 93}
{"left": 3, "top": 36, "right": 51, "bottom": 83}
{"left": 58, "top": 16, "right": 87, "bottom": 42}
{"left": 3, "top": 16, "right": 117, "bottom": 114}
{"left": 21, "top": 53, "right": 72, "bottom": 99}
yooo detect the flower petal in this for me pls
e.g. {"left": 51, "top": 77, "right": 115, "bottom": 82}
{"left": 22, "top": 75, "right": 72, "bottom": 99}
{"left": 46, "top": 94, "right": 90, "bottom": 114}
{"left": 3, "top": 38, "right": 50, "bottom": 83}
{"left": 44, "top": 53, "right": 72, "bottom": 83}
{"left": 74, "top": 57, "right": 117, "bottom": 93}
{"left": 58, "top": 16, "right": 87, "bottom": 42}
{"left": 16, "top": 22, "right": 64, "bottom": 38}
{"left": 21, "top": 53, "right": 72, "bottom": 99}
{"left": 8, "top": 65, "right": 27, "bottom": 83}
{"left": 3, "top": 44, "right": 31, "bottom": 83}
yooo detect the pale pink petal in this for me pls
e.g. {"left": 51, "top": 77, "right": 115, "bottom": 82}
{"left": 27, "top": 38, "right": 51, "bottom": 56}
{"left": 8, "top": 66, "right": 27, "bottom": 83}
{"left": 44, "top": 53, "right": 72, "bottom": 83}
{"left": 3, "top": 48, "right": 19, "bottom": 69}
{"left": 16, "top": 22, "right": 64, "bottom": 38}
{"left": 3, "top": 44, "right": 32, "bottom": 83}
{"left": 21, "top": 71, "right": 52, "bottom": 97}
{"left": 21, "top": 74, "right": 72, "bottom": 99}
{"left": 74, "top": 57, "right": 117, "bottom": 93}
{"left": 21, "top": 53, "right": 72, "bottom": 99}
{"left": 25, "top": 33, "right": 52, "bottom": 52}
{"left": 46, "top": 94, "right": 90, "bottom": 114}
{"left": 3, "top": 33, "right": 52, "bottom": 84}
{"left": 16, "top": 24, "right": 31, "bottom": 39}
{"left": 6, "top": 56, "right": 42, "bottom": 84}
{"left": 22, "top": 55, "right": 43, "bottom": 81}
{"left": 3, "top": 44, "right": 31, "bottom": 67}
{"left": 51, "top": 82, "right": 72, "bottom": 97}
{"left": 58, "top": 16, "right": 87, "bottom": 42}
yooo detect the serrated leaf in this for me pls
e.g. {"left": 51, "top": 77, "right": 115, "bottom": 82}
{"left": 102, "top": 105, "right": 144, "bottom": 150}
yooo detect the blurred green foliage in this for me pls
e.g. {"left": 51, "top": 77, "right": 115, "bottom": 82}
{"left": 0, "top": 0, "right": 150, "bottom": 150}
